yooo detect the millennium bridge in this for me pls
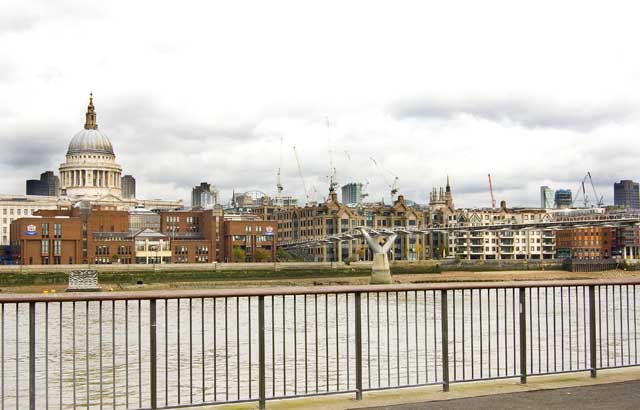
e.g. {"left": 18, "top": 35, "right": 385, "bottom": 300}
{"left": 279, "top": 213, "right": 640, "bottom": 249}
{"left": 1, "top": 277, "right": 639, "bottom": 409}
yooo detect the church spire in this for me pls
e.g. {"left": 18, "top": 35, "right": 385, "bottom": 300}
{"left": 446, "top": 174, "right": 451, "bottom": 192}
{"left": 84, "top": 93, "right": 98, "bottom": 130}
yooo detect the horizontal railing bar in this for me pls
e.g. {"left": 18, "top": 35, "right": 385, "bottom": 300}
{"left": 1, "top": 278, "right": 639, "bottom": 303}
{"left": 155, "top": 397, "right": 259, "bottom": 410}
{"left": 596, "top": 364, "right": 640, "bottom": 371}
{"left": 524, "top": 368, "right": 591, "bottom": 377}
{"left": 450, "top": 374, "right": 520, "bottom": 384}
{"left": 363, "top": 382, "right": 443, "bottom": 392}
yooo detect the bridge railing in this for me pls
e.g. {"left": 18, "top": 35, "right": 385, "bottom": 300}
{"left": 1, "top": 279, "right": 639, "bottom": 409}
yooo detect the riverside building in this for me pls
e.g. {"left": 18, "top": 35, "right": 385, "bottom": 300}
{"left": 11, "top": 205, "right": 276, "bottom": 265}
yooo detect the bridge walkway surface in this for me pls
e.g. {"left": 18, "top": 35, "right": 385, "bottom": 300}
{"left": 208, "top": 368, "right": 640, "bottom": 410}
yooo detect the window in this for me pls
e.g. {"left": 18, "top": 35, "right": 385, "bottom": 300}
{"left": 54, "top": 223, "right": 62, "bottom": 238}
{"left": 41, "top": 240, "right": 49, "bottom": 254}
{"left": 42, "top": 223, "right": 49, "bottom": 238}
{"left": 54, "top": 240, "right": 61, "bottom": 255}
{"left": 96, "top": 245, "right": 110, "bottom": 255}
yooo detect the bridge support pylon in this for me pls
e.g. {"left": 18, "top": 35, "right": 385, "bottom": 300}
{"left": 360, "top": 228, "right": 397, "bottom": 284}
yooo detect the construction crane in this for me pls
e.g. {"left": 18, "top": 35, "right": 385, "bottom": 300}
{"left": 488, "top": 173, "right": 496, "bottom": 209}
{"left": 293, "top": 146, "right": 316, "bottom": 205}
{"left": 361, "top": 180, "right": 370, "bottom": 201}
{"left": 572, "top": 171, "right": 604, "bottom": 208}
{"left": 276, "top": 137, "right": 284, "bottom": 199}
{"left": 326, "top": 117, "right": 339, "bottom": 194}
{"left": 588, "top": 171, "right": 604, "bottom": 207}
{"left": 370, "top": 157, "right": 400, "bottom": 202}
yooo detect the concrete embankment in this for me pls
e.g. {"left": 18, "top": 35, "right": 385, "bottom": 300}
{"left": 0, "top": 259, "right": 566, "bottom": 287}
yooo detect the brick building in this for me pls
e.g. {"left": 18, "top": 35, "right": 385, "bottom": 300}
{"left": 223, "top": 215, "right": 277, "bottom": 262}
{"left": 555, "top": 227, "right": 616, "bottom": 259}
{"left": 11, "top": 205, "right": 277, "bottom": 265}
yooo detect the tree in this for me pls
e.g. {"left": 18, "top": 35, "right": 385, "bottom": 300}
{"left": 254, "top": 248, "right": 271, "bottom": 262}
{"left": 232, "top": 247, "right": 246, "bottom": 262}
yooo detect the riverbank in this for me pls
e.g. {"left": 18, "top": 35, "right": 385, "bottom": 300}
{"left": 3, "top": 269, "right": 639, "bottom": 294}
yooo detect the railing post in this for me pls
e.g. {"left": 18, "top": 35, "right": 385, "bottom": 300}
{"left": 589, "top": 285, "right": 597, "bottom": 378}
{"left": 259, "top": 295, "right": 266, "bottom": 410}
{"left": 150, "top": 299, "right": 157, "bottom": 410}
{"left": 519, "top": 288, "right": 527, "bottom": 384}
{"left": 441, "top": 290, "right": 449, "bottom": 392}
{"left": 355, "top": 292, "right": 363, "bottom": 400}
{"left": 29, "top": 302, "right": 36, "bottom": 410}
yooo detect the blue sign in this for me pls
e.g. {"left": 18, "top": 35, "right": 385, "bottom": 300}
{"left": 25, "top": 224, "right": 37, "bottom": 236}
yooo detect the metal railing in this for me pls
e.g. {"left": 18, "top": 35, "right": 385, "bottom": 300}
{"left": 1, "top": 278, "right": 639, "bottom": 409}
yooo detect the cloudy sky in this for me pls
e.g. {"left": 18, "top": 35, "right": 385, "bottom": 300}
{"left": 1, "top": 0, "right": 639, "bottom": 208}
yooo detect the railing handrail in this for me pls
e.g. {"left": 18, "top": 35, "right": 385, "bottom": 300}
{"left": 2, "top": 277, "right": 640, "bottom": 303}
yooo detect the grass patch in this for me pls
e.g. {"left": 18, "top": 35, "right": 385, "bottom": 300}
{"left": 0, "top": 268, "right": 375, "bottom": 287}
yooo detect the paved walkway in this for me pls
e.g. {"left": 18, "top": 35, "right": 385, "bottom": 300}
{"left": 360, "top": 380, "right": 640, "bottom": 410}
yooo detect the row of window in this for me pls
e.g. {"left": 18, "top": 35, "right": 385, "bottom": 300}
{"left": 40, "top": 240, "right": 62, "bottom": 255}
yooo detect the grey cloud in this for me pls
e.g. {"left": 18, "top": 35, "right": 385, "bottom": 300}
{"left": 391, "top": 96, "right": 635, "bottom": 131}
{"left": 0, "top": 1, "right": 107, "bottom": 36}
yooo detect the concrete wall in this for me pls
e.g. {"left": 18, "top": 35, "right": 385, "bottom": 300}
{"left": 0, "top": 261, "right": 371, "bottom": 274}
{"left": 0, "top": 259, "right": 566, "bottom": 275}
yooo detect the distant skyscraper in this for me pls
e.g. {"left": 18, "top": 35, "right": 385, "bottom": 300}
{"left": 192, "top": 182, "right": 219, "bottom": 208}
{"left": 341, "top": 182, "right": 363, "bottom": 204}
{"left": 26, "top": 171, "right": 59, "bottom": 196}
{"left": 554, "top": 189, "right": 573, "bottom": 208}
{"left": 614, "top": 180, "right": 640, "bottom": 209}
{"left": 540, "top": 186, "right": 554, "bottom": 209}
{"left": 121, "top": 175, "right": 136, "bottom": 199}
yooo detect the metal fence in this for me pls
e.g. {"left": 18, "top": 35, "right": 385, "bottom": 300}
{"left": 1, "top": 279, "right": 639, "bottom": 409}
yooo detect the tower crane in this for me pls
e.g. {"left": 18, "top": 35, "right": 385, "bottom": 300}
{"left": 276, "top": 137, "right": 284, "bottom": 200}
{"left": 572, "top": 171, "right": 604, "bottom": 208}
{"left": 370, "top": 157, "right": 400, "bottom": 202}
{"left": 588, "top": 171, "right": 604, "bottom": 207}
{"left": 488, "top": 173, "right": 496, "bottom": 209}
{"left": 293, "top": 146, "right": 316, "bottom": 205}
{"left": 361, "top": 179, "right": 370, "bottom": 202}
{"left": 326, "top": 117, "right": 339, "bottom": 194}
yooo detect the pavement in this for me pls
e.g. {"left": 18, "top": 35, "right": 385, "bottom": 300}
{"left": 206, "top": 368, "right": 640, "bottom": 410}
{"left": 361, "top": 380, "right": 640, "bottom": 409}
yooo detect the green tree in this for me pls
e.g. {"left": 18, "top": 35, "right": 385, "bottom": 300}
{"left": 232, "top": 247, "right": 246, "bottom": 262}
{"left": 254, "top": 248, "right": 271, "bottom": 262}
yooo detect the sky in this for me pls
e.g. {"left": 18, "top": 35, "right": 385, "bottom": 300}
{"left": 1, "top": 0, "right": 639, "bottom": 208}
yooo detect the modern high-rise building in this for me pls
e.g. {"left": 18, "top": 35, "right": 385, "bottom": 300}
{"left": 26, "top": 171, "right": 60, "bottom": 196}
{"left": 554, "top": 189, "right": 573, "bottom": 208}
{"left": 540, "top": 186, "right": 554, "bottom": 209}
{"left": 341, "top": 182, "right": 363, "bottom": 205}
{"left": 614, "top": 180, "right": 640, "bottom": 209}
{"left": 191, "top": 182, "right": 219, "bottom": 209}
{"left": 121, "top": 175, "right": 136, "bottom": 199}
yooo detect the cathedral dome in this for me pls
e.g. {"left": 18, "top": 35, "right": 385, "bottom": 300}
{"left": 67, "top": 128, "right": 114, "bottom": 156}
{"left": 66, "top": 94, "right": 115, "bottom": 156}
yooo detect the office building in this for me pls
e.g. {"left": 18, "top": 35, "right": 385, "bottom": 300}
{"left": 614, "top": 180, "right": 640, "bottom": 209}
{"left": 192, "top": 182, "right": 219, "bottom": 209}
{"left": 540, "top": 186, "right": 554, "bottom": 209}
{"left": 121, "top": 175, "right": 136, "bottom": 199}
{"left": 0, "top": 195, "right": 60, "bottom": 246}
{"left": 341, "top": 182, "right": 363, "bottom": 205}
{"left": 554, "top": 189, "right": 572, "bottom": 208}
{"left": 26, "top": 171, "right": 60, "bottom": 196}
